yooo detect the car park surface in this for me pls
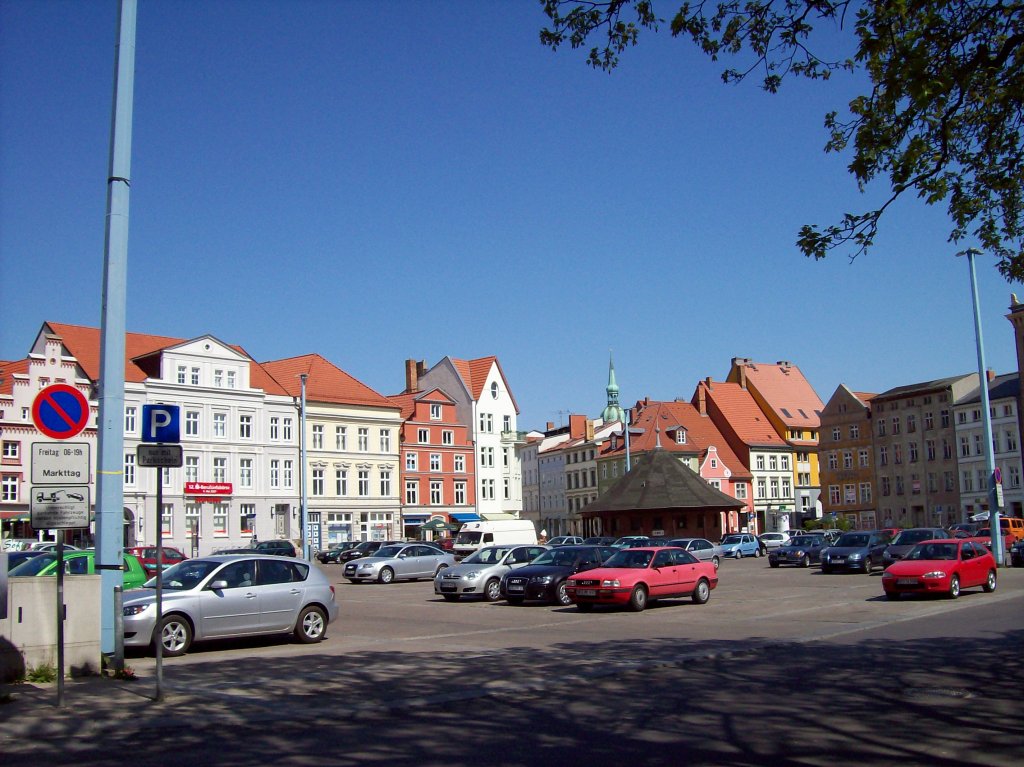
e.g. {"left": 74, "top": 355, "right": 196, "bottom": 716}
{"left": 565, "top": 546, "right": 717, "bottom": 612}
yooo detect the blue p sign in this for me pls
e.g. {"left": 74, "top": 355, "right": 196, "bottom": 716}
{"left": 142, "top": 404, "right": 181, "bottom": 443}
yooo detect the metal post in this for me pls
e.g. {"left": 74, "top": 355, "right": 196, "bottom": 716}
{"left": 96, "top": 0, "right": 137, "bottom": 654}
{"left": 154, "top": 474, "right": 164, "bottom": 700}
{"left": 112, "top": 585, "right": 124, "bottom": 673}
{"left": 961, "top": 248, "right": 1004, "bottom": 564}
{"left": 299, "top": 373, "right": 308, "bottom": 559}
{"left": 56, "top": 539, "right": 65, "bottom": 708}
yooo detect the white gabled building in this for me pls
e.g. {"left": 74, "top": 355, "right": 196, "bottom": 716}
{"left": 413, "top": 356, "right": 523, "bottom": 519}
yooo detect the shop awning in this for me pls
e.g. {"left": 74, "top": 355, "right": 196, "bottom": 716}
{"left": 0, "top": 512, "right": 30, "bottom": 521}
{"left": 451, "top": 513, "right": 481, "bottom": 522}
{"left": 402, "top": 513, "right": 429, "bottom": 522}
{"left": 419, "top": 518, "right": 459, "bottom": 531}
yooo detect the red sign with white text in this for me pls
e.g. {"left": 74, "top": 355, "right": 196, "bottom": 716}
{"left": 184, "top": 482, "right": 233, "bottom": 496}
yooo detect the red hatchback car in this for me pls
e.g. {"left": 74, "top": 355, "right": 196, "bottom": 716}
{"left": 564, "top": 546, "right": 718, "bottom": 612}
{"left": 125, "top": 545, "right": 188, "bottom": 577}
{"left": 881, "top": 539, "right": 996, "bottom": 600}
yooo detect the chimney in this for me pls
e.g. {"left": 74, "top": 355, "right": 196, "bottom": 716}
{"left": 586, "top": 419, "right": 595, "bottom": 441}
{"left": 737, "top": 364, "right": 747, "bottom": 390}
{"left": 546, "top": 421, "right": 554, "bottom": 431}
{"left": 697, "top": 383, "right": 707, "bottom": 416}
{"left": 987, "top": 368, "right": 996, "bottom": 382}
{"left": 404, "top": 359, "right": 419, "bottom": 393}
{"left": 569, "top": 413, "right": 586, "bottom": 439}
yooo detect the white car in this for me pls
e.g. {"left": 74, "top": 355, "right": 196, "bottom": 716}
{"left": 758, "top": 533, "right": 791, "bottom": 550}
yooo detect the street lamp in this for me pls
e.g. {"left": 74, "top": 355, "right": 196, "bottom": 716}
{"left": 958, "top": 247, "right": 1004, "bottom": 565}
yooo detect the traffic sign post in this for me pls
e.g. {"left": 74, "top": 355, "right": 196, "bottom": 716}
{"left": 32, "top": 384, "right": 91, "bottom": 440}
{"left": 142, "top": 404, "right": 180, "bottom": 443}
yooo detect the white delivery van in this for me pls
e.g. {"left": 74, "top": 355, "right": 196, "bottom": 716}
{"left": 453, "top": 520, "right": 538, "bottom": 558}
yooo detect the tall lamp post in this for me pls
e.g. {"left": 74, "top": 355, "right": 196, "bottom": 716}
{"left": 959, "top": 248, "right": 1004, "bottom": 565}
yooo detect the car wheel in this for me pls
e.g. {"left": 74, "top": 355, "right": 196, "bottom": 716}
{"left": 627, "top": 584, "right": 648, "bottom": 612}
{"left": 294, "top": 605, "right": 327, "bottom": 643}
{"left": 484, "top": 578, "right": 501, "bottom": 602}
{"left": 801, "top": 554, "right": 811, "bottom": 568}
{"left": 712, "top": 556, "right": 720, "bottom": 570}
{"left": 821, "top": 566, "right": 832, "bottom": 574}
{"left": 506, "top": 596, "right": 524, "bottom": 605}
{"left": 555, "top": 581, "right": 572, "bottom": 606}
{"left": 769, "top": 560, "right": 780, "bottom": 569}
{"left": 753, "top": 548, "right": 761, "bottom": 558}
{"left": 442, "top": 594, "right": 460, "bottom": 602}
{"left": 948, "top": 574, "right": 961, "bottom": 599}
{"left": 155, "top": 614, "right": 192, "bottom": 657}
{"left": 378, "top": 567, "right": 395, "bottom": 584}
{"left": 692, "top": 578, "right": 711, "bottom": 605}
{"left": 983, "top": 569, "right": 997, "bottom": 593}
{"left": 577, "top": 602, "right": 594, "bottom": 613}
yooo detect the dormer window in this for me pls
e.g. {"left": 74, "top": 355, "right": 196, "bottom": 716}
{"left": 675, "top": 430, "right": 686, "bottom": 445}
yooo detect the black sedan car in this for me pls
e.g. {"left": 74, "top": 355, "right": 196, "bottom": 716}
{"left": 820, "top": 530, "right": 892, "bottom": 573}
{"left": 315, "top": 542, "right": 358, "bottom": 564}
{"left": 500, "top": 545, "right": 616, "bottom": 606}
{"left": 336, "top": 540, "right": 401, "bottom": 563}
{"left": 880, "top": 527, "right": 951, "bottom": 567}
{"left": 768, "top": 534, "right": 828, "bottom": 568}
{"left": 1010, "top": 539, "right": 1024, "bottom": 567}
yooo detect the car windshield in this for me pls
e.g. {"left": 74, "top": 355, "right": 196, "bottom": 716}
{"left": 463, "top": 547, "right": 510, "bottom": 565}
{"left": 373, "top": 545, "right": 404, "bottom": 558}
{"left": 531, "top": 549, "right": 580, "bottom": 567}
{"left": 835, "top": 533, "right": 870, "bottom": 547}
{"left": 603, "top": 550, "right": 653, "bottom": 568}
{"left": 892, "top": 530, "right": 939, "bottom": 545}
{"left": 9, "top": 552, "right": 57, "bottom": 576}
{"left": 722, "top": 535, "right": 745, "bottom": 545}
{"left": 145, "top": 559, "right": 223, "bottom": 590}
{"left": 906, "top": 542, "right": 958, "bottom": 561}
{"left": 454, "top": 531, "right": 482, "bottom": 545}
{"left": 790, "top": 536, "right": 821, "bottom": 547}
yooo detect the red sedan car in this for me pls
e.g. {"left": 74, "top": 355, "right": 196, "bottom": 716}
{"left": 564, "top": 546, "right": 718, "bottom": 612}
{"left": 125, "top": 545, "right": 188, "bottom": 577}
{"left": 881, "top": 539, "right": 997, "bottom": 600}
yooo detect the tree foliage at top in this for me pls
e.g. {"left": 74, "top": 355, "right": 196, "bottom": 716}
{"left": 540, "top": 1, "right": 1024, "bottom": 280}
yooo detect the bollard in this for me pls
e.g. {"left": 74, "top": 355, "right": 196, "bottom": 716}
{"left": 112, "top": 585, "right": 124, "bottom": 674}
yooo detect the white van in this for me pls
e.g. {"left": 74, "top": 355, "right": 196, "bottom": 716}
{"left": 453, "top": 520, "right": 538, "bottom": 558}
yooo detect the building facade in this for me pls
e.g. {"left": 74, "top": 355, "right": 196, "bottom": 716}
{"left": 818, "top": 385, "right": 878, "bottom": 528}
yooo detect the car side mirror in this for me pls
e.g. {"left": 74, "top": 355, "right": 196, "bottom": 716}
{"left": 209, "top": 580, "right": 228, "bottom": 590}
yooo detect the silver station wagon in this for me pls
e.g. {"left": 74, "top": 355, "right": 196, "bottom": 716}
{"left": 122, "top": 555, "right": 339, "bottom": 656}
{"left": 343, "top": 543, "right": 456, "bottom": 583}
{"left": 435, "top": 544, "right": 550, "bottom": 601}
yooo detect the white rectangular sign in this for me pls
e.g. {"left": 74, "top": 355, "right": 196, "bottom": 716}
{"left": 32, "top": 442, "right": 90, "bottom": 485}
{"left": 30, "top": 485, "right": 90, "bottom": 529}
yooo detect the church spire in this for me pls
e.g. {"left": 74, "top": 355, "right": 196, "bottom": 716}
{"left": 601, "top": 351, "right": 625, "bottom": 423}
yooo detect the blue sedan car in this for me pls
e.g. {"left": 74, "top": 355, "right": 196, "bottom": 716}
{"left": 720, "top": 533, "right": 763, "bottom": 558}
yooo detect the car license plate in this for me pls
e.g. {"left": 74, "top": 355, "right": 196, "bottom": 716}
{"left": 507, "top": 583, "right": 524, "bottom": 592}
{"left": 897, "top": 578, "right": 918, "bottom": 585}
{"left": 440, "top": 583, "right": 456, "bottom": 592}
{"left": 576, "top": 589, "right": 596, "bottom": 597}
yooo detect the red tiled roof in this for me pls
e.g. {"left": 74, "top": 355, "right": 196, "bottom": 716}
{"left": 261, "top": 354, "right": 396, "bottom": 409}
{"left": 386, "top": 392, "right": 418, "bottom": 420}
{"left": 731, "top": 360, "right": 824, "bottom": 428}
{"left": 385, "top": 387, "right": 457, "bottom": 420}
{"left": 448, "top": 355, "right": 520, "bottom": 414}
{"left": 698, "top": 381, "right": 788, "bottom": 447}
{"left": 852, "top": 391, "right": 878, "bottom": 403}
{"left": 0, "top": 358, "right": 29, "bottom": 396}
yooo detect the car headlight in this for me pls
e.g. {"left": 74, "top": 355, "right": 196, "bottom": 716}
{"left": 123, "top": 604, "right": 149, "bottom": 616}
{"left": 794, "top": 550, "right": 805, "bottom": 557}
{"left": 601, "top": 579, "right": 621, "bottom": 587}
{"left": 531, "top": 575, "right": 552, "bottom": 584}
{"left": 358, "top": 563, "right": 374, "bottom": 570}
{"left": 848, "top": 553, "right": 863, "bottom": 560}
{"left": 882, "top": 572, "right": 894, "bottom": 579}
{"left": 922, "top": 571, "right": 947, "bottom": 579}
{"left": 463, "top": 571, "right": 480, "bottom": 580}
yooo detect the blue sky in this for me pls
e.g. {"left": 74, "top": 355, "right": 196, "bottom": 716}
{"left": 1, "top": 1, "right": 1018, "bottom": 430}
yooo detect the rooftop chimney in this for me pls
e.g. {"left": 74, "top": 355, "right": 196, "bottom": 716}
{"left": 697, "top": 383, "right": 707, "bottom": 416}
{"left": 569, "top": 413, "right": 587, "bottom": 440}
{"left": 404, "top": 359, "right": 419, "bottom": 393}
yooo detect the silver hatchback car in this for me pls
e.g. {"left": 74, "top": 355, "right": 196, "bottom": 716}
{"left": 343, "top": 543, "right": 456, "bottom": 583}
{"left": 122, "top": 555, "right": 339, "bottom": 656}
{"left": 435, "top": 544, "right": 550, "bottom": 601}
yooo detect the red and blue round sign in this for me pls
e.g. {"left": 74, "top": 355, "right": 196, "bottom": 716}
{"left": 32, "top": 383, "right": 91, "bottom": 440}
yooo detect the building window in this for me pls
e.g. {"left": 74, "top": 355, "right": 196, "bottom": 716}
{"left": 240, "top": 503, "right": 255, "bottom": 535}
{"left": 406, "top": 453, "right": 417, "bottom": 471}
{"left": 405, "top": 480, "right": 418, "bottom": 505}
{"left": 162, "top": 504, "right": 173, "bottom": 535}
{"left": 859, "top": 483, "right": 872, "bottom": 503}
{"left": 770, "top": 478, "right": 779, "bottom": 498}
{"left": 757, "top": 479, "right": 766, "bottom": 498}
{"left": 859, "top": 449, "right": 870, "bottom": 468}
{"left": 430, "top": 404, "right": 442, "bottom": 420}
{"left": 213, "top": 504, "right": 228, "bottom": 536}
{"left": 380, "top": 469, "right": 392, "bottom": 497}
{"left": 829, "top": 485, "right": 840, "bottom": 505}
{"left": 358, "top": 428, "right": 369, "bottom": 451}
{"left": 503, "top": 448, "right": 510, "bottom": 467}
{"left": 334, "top": 426, "right": 346, "bottom": 450}
{"left": 1009, "top": 465, "right": 1021, "bottom": 488}
{"left": 849, "top": 424, "right": 859, "bottom": 439}
{"left": 213, "top": 369, "right": 223, "bottom": 388}
{"left": 780, "top": 455, "right": 790, "bottom": 471}
{"left": 417, "top": 428, "right": 429, "bottom": 444}
{"left": 380, "top": 430, "right": 391, "bottom": 453}
{"left": 185, "top": 410, "right": 199, "bottom": 437}
{"left": 940, "top": 410, "right": 950, "bottom": 428}
{"left": 482, "top": 479, "right": 495, "bottom": 500}
{"left": 239, "top": 458, "right": 253, "bottom": 488}
{"left": 504, "top": 477, "right": 511, "bottom": 500}
{"left": 2, "top": 475, "right": 19, "bottom": 502}
{"left": 213, "top": 412, "right": 227, "bottom": 438}
{"left": 430, "top": 481, "right": 442, "bottom": 504}
{"left": 479, "top": 413, "right": 493, "bottom": 433}
{"left": 185, "top": 456, "right": 199, "bottom": 483}
{"left": 893, "top": 444, "right": 902, "bottom": 464}
{"left": 676, "top": 430, "right": 687, "bottom": 444}
{"left": 909, "top": 442, "right": 919, "bottom": 463}
{"left": 267, "top": 459, "right": 279, "bottom": 488}
{"left": 734, "top": 482, "right": 747, "bottom": 499}
{"left": 926, "top": 440, "right": 936, "bottom": 461}
{"left": 756, "top": 455, "right": 765, "bottom": 470}
{"left": 974, "top": 434, "right": 983, "bottom": 456}
{"left": 782, "top": 478, "right": 791, "bottom": 497}
{"left": 430, "top": 453, "right": 441, "bottom": 471}
{"left": 891, "top": 416, "right": 901, "bottom": 434}
{"left": 213, "top": 457, "right": 226, "bottom": 482}
{"left": 191, "top": 367, "right": 200, "bottom": 386}
{"left": 3, "top": 441, "right": 19, "bottom": 460}
{"left": 877, "top": 419, "right": 886, "bottom": 437}
{"left": 234, "top": 414, "right": 251, "bottom": 440}
{"left": 843, "top": 451, "right": 853, "bottom": 469}
{"left": 124, "top": 453, "right": 136, "bottom": 485}
{"left": 442, "top": 430, "right": 454, "bottom": 445}
{"left": 177, "top": 365, "right": 186, "bottom": 384}
{"left": 454, "top": 454, "right": 465, "bottom": 473}
{"left": 907, "top": 414, "right": 916, "bottom": 432}
{"left": 358, "top": 469, "right": 369, "bottom": 496}
{"left": 828, "top": 453, "right": 839, "bottom": 470}
{"left": 925, "top": 412, "right": 934, "bottom": 430}
{"left": 185, "top": 504, "right": 200, "bottom": 537}
{"left": 881, "top": 477, "right": 891, "bottom": 496}
{"left": 454, "top": 481, "right": 466, "bottom": 505}
{"left": 962, "top": 471, "right": 973, "bottom": 492}
{"left": 226, "top": 370, "right": 236, "bottom": 389}
{"left": 270, "top": 417, "right": 280, "bottom": 440}
{"left": 283, "top": 418, "right": 293, "bottom": 441}
{"left": 312, "top": 425, "right": 324, "bottom": 449}
{"left": 284, "top": 460, "right": 294, "bottom": 488}
{"left": 336, "top": 469, "right": 347, "bottom": 495}
{"left": 1007, "top": 430, "right": 1018, "bottom": 452}
{"left": 312, "top": 469, "right": 324, "bottom": 496}
{"left": 480, "top": 447, "right": 494, "bottom": 468}
{"left": 124, "top": 405, "right": 137, "bottom": 434}
{"left": 832, "top": 427, "right": 841, "bottom": 441}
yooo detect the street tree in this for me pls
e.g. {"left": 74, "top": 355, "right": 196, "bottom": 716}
{"left": 540, "top": 1, "right": 1024, "bottom": 279}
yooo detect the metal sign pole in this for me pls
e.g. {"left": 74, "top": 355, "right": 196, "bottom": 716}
{"left": 155, "top": 472, "right": 164, "bottom": 700}
{"left": 56, "top": 537, "right": 65, "bottom": 707}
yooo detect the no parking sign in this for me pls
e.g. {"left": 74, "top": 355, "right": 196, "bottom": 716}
{"left": 32, "top": 384, "right": 90, "bottom": 439}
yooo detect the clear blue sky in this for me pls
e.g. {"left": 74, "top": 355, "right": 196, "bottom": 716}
{"left": 1, "top": 1, "right": 1018, "bottom": 430}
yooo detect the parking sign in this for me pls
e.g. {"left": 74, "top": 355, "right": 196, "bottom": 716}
{"left": 142, "top": 404, "right": 180, "bottom": 443}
